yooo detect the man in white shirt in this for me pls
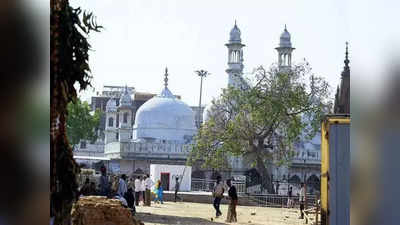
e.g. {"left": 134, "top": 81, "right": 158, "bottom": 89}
{"left": 144, "top": 174, "right": 154, "bottom": 206}
{"left": 134, "top": 176, "right": 141, "bottom": 206}
{"left": 140, "top": 176, "right": 146, "bottom": 205}
{"left": 299, "top": 182, "right": 306, "bottom": 219}
{"left": 117, "top": 174, "right": 128, "bottom": 197}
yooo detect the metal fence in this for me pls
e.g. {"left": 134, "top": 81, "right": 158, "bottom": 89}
{"left": 245, "top": 194, "right": 318, "bottom": 208}
{"left": 191, "top": 178, "right": 246, "bottom": 194}
{"left": 191, "top": 178, "right": 216, "bottom": 192}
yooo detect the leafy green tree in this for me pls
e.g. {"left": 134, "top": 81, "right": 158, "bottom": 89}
{"left": 189, "top": 62, "right": 331, "bottom": 193}
{"left": 66, "top": 98, "right": 101, "bottom": 148}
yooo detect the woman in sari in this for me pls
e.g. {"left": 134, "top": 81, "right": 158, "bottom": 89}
{"left": 153, "top": 180, "right": 164, "bottom": 204}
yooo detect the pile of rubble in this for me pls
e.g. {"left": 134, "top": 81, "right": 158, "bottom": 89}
{"left": 71, "top": 196, "right": 144, "bottom": 225}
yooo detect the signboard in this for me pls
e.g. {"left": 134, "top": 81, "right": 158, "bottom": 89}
{"left": 110, "top": 161, "right": 120, "bottom": 174}
{"left": 233, "top": 175, "right": 246, "bottom": 181}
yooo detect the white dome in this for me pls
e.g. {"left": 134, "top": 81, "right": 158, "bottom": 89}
{"left": 279, "top": 25, "right": 292, "bottom": 48}
{"left": 133, "top": 87, "right": 196, "bottom": 142}
{"left": 229, "top": 22, "right": 241, "bottom": 43}
{"left": 106, "top": 98, "right": 117, "bottom": 112}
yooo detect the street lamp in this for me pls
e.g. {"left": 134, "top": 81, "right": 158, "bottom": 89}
{"left": 195, "top": 70, "right": 210, "bottom": 129}
{"left": 303, "top": 158, "right": 306, "bottom": 183}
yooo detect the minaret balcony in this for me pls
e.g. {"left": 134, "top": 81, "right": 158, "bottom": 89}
{"left": 227, "top": 63, "right": 242, "bottom": 70}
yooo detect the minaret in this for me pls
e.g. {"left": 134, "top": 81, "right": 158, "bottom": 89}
{"left": 225, "top": 20, "right": 245, "bottom": 88}
{"left": 105, "top": 98, "right": 118, "bottom": 144}
{"left": 334, "top": 42, "right": 350, "bottom": 114}
{"left": 275, "top": 25, "right": 295, "bottom": 71}
{"left": 118, "top": 85, "right": 133, "bottom": 142}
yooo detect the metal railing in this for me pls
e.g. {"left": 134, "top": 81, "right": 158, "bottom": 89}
{"left": 245, "top": 194, "right": 318, "bottom": 208}
{"left": 191, "top": 178, "right": 246, "bottom": 194}
{"left": 191, "top": 178, "right": 216, "bottom": 192}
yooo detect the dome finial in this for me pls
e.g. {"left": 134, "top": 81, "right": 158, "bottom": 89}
{"left": 344, "top": 42, "right": 350, "bottom": 68}
{"left": 164, "top": 67, "right": 169, "bottom": 88}
{"left": 235, "top": 19, "right": 237, "bottom": 26}
{"left": 285, "top": 24, "right": 287, "bottom": 30}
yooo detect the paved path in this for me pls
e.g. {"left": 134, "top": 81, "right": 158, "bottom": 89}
{"left": 135, "top": 201, "right": 304, "bottom": 225}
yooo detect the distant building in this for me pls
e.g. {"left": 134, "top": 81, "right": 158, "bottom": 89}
{"left": 104, "top": 68, "right": 196, "bottom": 176}
{"left": 202, "top": 23, "right": 323, "bottom": 193}
{"left": 75, "top": 69, "right": 197, "bottom": 178}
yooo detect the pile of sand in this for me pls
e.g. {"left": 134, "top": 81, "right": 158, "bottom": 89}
{"left": 71, "top": 196, "right": 144, "bottom": 225}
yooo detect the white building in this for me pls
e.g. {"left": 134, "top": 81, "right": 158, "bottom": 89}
{"left": 203, "top": 22, "right": 321, "bottom": 192}
{"left": 103, "top": 68, "right": 196, "bottom": 176}
{"left": 150, "top": 164, "right": 192, "bottom": 191}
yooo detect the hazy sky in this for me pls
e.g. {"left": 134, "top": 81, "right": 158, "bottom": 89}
{"left": 70, "top": 0, "right": 400, "bottom": 107}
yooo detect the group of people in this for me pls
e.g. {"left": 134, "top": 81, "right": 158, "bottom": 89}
{"left": 212, "top": 176, "right": 238, "bottom": 223}
{"left": 131, "top": 174, "right": 158, "bottom": 206}
{"left": 80, "top": 166, "right": 167, "bottom": 211}
{"left": 84, "top": 166, "right": 309, "bottom": 222}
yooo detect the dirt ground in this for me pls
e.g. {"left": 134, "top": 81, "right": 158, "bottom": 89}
{"left": 135, "top": 201, "right": 304, "bottom": 225}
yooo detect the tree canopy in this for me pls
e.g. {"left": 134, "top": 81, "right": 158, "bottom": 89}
{"left": 66, "top": 98, "right": 101, "bottom": 147}
{"left": 189, "top": 62, "right": 331, "bottom": 193}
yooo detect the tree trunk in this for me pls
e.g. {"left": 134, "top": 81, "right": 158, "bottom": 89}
{"left": 255, "top": 156, "right": 274, "bottom": 194}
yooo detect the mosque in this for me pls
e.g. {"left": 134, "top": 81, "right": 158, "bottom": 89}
{"left": 75, "top": 22, "right": 350, "bottom": 194}
{"left": 102, "top": 68, "right": 196, "bottom": 176}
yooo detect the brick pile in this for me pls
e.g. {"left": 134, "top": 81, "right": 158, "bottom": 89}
{"left": 71, "top": 196, "right": 144, "bottom": 225}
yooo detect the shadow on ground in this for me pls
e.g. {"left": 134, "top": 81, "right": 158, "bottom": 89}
{"left": 136, "top": 212, "right": 226, "bottom": 225}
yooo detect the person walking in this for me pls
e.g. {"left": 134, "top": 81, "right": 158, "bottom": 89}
{"left": 153, "top": 180, "right": 164, "bottom": 204}
{"left": 134, "top": 176, "right": 141, "bottom": 206}
{"left": 225, "top": 179, "right": 238, "bottom": 223}
{"left": 299, "top": 182, "right": 306, "bottom": 219}
{"left": 99, "top": 166, "right": 110, "bottom": 196}
{"left": 287, "top": 186, "right": 293, "bottom": 208}
{"left": 124, "top": 187, "right": 136, "bottom": 213}
{"left": 140, "top": 176, "right": 146, "bottom": 205}
{"left": 117, "top": 174, "right": 128, "bottom": 197}
{"left": 144, "top": 174, "right": 154, "bottom": 206}
{"left": 174, "top": 176, "right": 182, "bottom": 202}
{"left": 213, "top": 176, "right": 224, "bottom": 218}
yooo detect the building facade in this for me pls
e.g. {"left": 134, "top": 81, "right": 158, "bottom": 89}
{"left": 101, "top": 68, "right": 196, "bottom": 177}
{"left": 202, "top": 23, "right": 323, "bottom": 193}
{"left": 74, "top": 23, "right": 350, "bottom": 194}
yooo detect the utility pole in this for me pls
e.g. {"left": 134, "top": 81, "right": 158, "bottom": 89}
{"left": 195, "top": 70, "right": 210, "bottom": 129}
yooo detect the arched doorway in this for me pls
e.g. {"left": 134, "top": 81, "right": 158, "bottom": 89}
{"left": 306, "top": 174, "right": 320, "bottom": 193}
{"left": 289, "top": 175, "right": 301, "bottom": 184}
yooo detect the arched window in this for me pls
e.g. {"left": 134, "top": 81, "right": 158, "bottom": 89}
{"left": 289, "top": 175, "right": 301, "bottom": 184}
{"left": 108, "top": 117, "right": 114, "bottom": 127}
{"left": 123, "top": 112, "right": 128, "bottom": 123}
